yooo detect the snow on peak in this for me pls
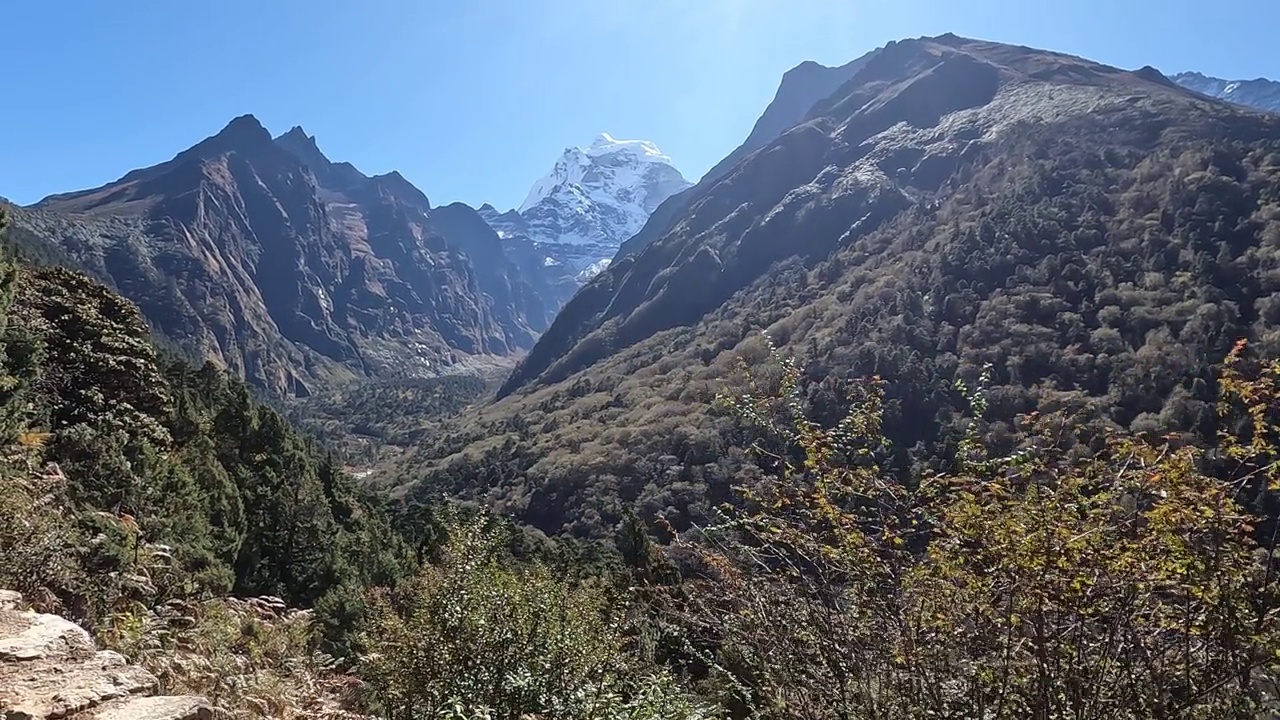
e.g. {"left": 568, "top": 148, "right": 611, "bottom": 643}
{"left": 483, "top": 133, "right": 690, "bottom": 280}
{"left": 1172, "top": 71, "right": 1280, "bottom": 113}
{"left": 576, "top": 257, "right": 612, "bottom": 282}
{"left": 585, "top": 132, "right": 672, "bottom": 162}
{"left": 518, "top": 133, "right": 685, "bottom": 213}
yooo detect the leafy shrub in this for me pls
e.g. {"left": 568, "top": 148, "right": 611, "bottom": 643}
{"left": 0, "top": 455, "right": 83, "bottom": 613}
{"left": 359, "top": 514, "right": 714, "bottom": 720}
{"left": 662, "top": 341, "right": 1280, "bottom": 719}
{"left": 111, "top": 595, "right": 365, "bottom": 719}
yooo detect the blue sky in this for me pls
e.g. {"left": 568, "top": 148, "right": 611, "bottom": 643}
{"left": 1, "top": 0, "right": 1275, "bottom": 210}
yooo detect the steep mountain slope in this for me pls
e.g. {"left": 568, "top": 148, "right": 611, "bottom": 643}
{"left": 392, "top": 34, "right": 1280, "bottom": 537}
{"left": 1173, "top": 71, "right": 1280, "bottom": 112}
{"left": 480, "top": 134, "right": 689, "bottom": 277}
{"left": 705, "top": 54, "right": 883, "bottom": 188}
{"left": 6, "top": 117, "right": 569, "bottom": 397}
{"left": 614, "top": 47, "right": 883, "bottom": 261}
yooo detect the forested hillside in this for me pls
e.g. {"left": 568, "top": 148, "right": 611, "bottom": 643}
{"left": 0, "top": 202, "right": 713, "bottom": 718}
{"left": 0, "top": 208, "right": 414, "bottom": 623}
{"left": 388, "top": 35, "right": 1280, "bottom": 541}
{"left": 287, "top": 373, "right": 493, "bottom": 467}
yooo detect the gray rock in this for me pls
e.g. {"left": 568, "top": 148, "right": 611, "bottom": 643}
{"left": 0, "top": 610, "right": 94, "bottom": 662}
{"left": 0, "top": 589, "right": 223, "bottom": 720}
{"left": 0, "top": 650, "right": 155, "bottom": 718}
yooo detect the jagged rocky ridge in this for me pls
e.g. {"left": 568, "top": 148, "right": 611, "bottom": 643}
{"left": 5, "top": 118, "right": 575, "bottom": 397}
{"left": 479, "top": 133, "right": 690, "bottom": 278}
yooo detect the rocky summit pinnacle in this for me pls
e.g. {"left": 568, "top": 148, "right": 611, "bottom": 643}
{"left": 274, "top": 125, "right": 329, "bottom": 166}
{"left": 174, "top": 114, "right": 274, "bottom": 163}
{"left": 480, "top": 133, "right": 690, "bottom": 280}
{"left": 205, "top": 114, "right": 273, "bottom": 148}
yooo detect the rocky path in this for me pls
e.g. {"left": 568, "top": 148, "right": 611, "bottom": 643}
{"left": 0, "top": 590, "right": 222, "bottom": 720}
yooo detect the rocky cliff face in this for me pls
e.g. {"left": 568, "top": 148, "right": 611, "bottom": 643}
{"left": 7, "top": 117, "right": 570, "bottom": 397}
{"left": 480, "top": 133, "right": 689, "bottom": 278}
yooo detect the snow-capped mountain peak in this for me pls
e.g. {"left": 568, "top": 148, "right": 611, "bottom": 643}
{"left": 587, "top": 132, "right": 672, "bottom": 161}
{"left": 489, "top": 133, "right": 690, "bottom": 277}
{"left": 1172, "top": 71, "right": 1280, "bottom": 113}
{"left": 519, "top": 133, "right": 684, "bottom": 213}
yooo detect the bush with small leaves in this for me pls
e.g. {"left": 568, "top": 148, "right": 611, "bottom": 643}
{"left": 359, "top": 514, "right": 714, "bottom": 720}
{"left": 661, "top": 339, "right": 1280, "bottom": 719}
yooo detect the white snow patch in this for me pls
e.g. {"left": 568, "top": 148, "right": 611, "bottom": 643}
{"left": 587, "top": 132, "right": 674, "bottom": 162}
{"left": 480, "top": 133, "right": 689, "bottom": 274}
{"left": 575, "top": 257, "right": 612, "bottom": 281}
{"left": 519, "top": 132, "right": 685, "bottom": 213}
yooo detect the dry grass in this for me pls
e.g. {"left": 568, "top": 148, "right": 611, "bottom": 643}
{"left": 105, "top": 595, "right": 368, "bottom": 720}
